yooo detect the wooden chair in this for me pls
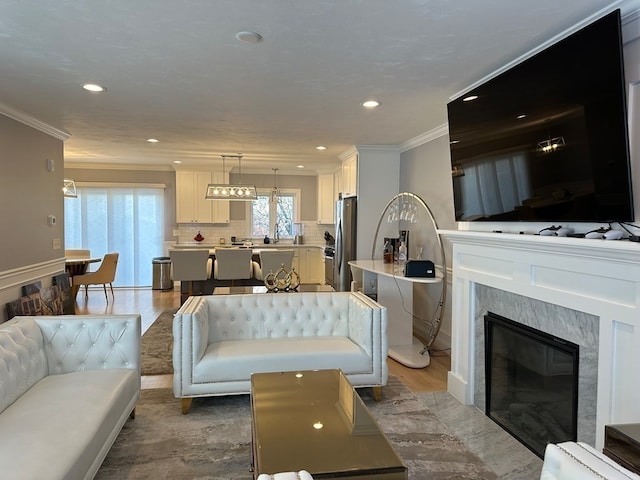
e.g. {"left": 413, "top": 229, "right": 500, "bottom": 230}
{"left": 73, "top": 252, "right": 119, "bottom": 302}
{"left": 170, "top": 250, "right": 212, "bottom": 304}
{"left": 254, "top": 249, "right": 295, "bottom": 280}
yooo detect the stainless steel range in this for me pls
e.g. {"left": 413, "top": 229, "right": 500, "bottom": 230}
{"left": 324, "top": 246, "right": 335, "bottom": 288}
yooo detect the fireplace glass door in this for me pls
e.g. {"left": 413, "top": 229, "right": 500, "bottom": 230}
{"left": 485, "top": 312, "right": 579, "bottom": 458}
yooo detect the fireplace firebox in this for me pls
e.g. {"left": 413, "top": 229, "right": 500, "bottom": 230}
{"left": 485, "top": 312, "right": 579, "bottom": 458}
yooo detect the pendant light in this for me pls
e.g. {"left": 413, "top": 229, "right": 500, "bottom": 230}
{"left": 205, "top": 154, "right": 257, "bottom": 200}
{"left": 271, "top": 168, "right": 280, "bottom": 203}
{"left": 63, "top": 178, "right": 77, "bottom": 198}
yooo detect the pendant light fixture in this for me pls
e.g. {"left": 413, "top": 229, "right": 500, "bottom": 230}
{"left": 205, "top": 154, "right": 257, "bottom": 200}
{"left": 63, "top": 178, "right": 77, "bottom": 198}
{"left": 271, "top": 168, "right": 280, "bottom": 202}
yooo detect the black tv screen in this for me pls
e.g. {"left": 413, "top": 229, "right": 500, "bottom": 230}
{"left": 447, "top": 9, "right": 634, "bottom": 223}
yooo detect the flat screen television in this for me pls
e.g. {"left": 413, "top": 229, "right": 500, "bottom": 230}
{"left": 447, "top": 9, "right": 634, "bottom": 223}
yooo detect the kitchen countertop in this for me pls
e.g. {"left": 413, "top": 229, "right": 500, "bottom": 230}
{"left": 172, "top": 243, "right": 324, "bottom": 250}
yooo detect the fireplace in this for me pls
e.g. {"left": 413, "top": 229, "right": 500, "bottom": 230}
{"left": 440, "top": 229, "right": 640, "bottom": 449}
{"left": 485, "top": 311, "right": 579, "bottom": 458}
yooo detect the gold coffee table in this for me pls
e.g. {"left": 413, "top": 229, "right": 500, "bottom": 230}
{"left": 250, "top": 369, "right": 407, "bottom": 479}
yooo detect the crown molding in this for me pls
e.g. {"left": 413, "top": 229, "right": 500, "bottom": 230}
{"left": 400, "top": 124, "right": 449, "bottom": 152}
{"left": 0, "top": 103, "right": 70, "bottom": 141}
{"left": 65, "top": 162, "right": 175, "bottom": 172}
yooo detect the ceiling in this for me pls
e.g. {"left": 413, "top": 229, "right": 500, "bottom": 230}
{"left": 0, "top": 0, "right": 633, "bottom": 174}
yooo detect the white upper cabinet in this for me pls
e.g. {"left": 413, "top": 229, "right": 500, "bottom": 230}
{"left": 317, "top": 174, "right": 335, "bottom": 224}
{"left": 175, "top": 170, "right": 229, "bottom": 224}
{"left": 341, "top": 152, "right": 357, "bottom": 197}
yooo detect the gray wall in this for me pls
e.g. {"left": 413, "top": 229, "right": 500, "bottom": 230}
{"left": 229, "top": 173, "right": 318, "bottom": 222}
{"left": 0, "top": 114, "right": 64, "bottom": 271}
{"left": 400, "top": 134, "right": 457, "bottom": 350}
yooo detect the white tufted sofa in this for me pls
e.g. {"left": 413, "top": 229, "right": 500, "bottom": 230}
{"left": 0, "top": 314, "right": 141, "bottom": 480}
{"left": 540, "top": 442, "right": 640, "bottom": 479}
{"left": 173, "top": 291, "right": 387, "bottom": 413}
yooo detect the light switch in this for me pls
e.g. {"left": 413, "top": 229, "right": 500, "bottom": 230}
{"left": 47, "top": 215, "right": 56, "bottom": 226}
{"left": 52, "top": 238, "right": 61, "bottom": 250}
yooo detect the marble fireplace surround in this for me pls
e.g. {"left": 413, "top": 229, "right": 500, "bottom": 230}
{"left": 439, "top": 230, "right": 640, "bottom": 449}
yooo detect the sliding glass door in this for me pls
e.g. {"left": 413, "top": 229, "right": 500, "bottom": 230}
{"left": 64, "top": 186, "right": 164, "bottom": 287}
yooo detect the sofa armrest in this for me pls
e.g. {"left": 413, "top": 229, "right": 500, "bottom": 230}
{"left": 347, "top": 292, "right": 388, "bottom": 360}
{"left": 173, "top": 296, "right": 209, "bottom": 397}
{"left": 33, "top": 315, "right": 141, "bottom": 376}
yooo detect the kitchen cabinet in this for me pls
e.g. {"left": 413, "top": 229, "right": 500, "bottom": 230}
{"left": 341, "top": 152, "right": 357, "bottom": 197}
{"left": 175, "top": 170, "right": 229, "bottom": 224}
{"left": 209, "top": 171, "right": 230, "bottom": 223}
{"left": 317, "top": 174, "right": 335, "bottom": 224}
{"left": 298, "top": 247, "right": 323, "bottom": 284}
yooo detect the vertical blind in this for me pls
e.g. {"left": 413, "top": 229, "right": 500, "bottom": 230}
{"left": 64, "top": 186, "right": 165, "bottom": 287}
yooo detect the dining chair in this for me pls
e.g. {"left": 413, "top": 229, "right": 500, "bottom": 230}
{"left": 72, "top": 252, "right": 119, "bottom": 302}
{"left": 169, "top": 249, "right": 212, "bottom": 303}
{"left": 213, "top": 248, "right": 258, "bottom": 286}
{"left": 254, "top": 249, "right": 295, "bottom": 281}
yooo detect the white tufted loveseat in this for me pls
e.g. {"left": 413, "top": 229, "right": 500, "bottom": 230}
{"left": 0, "top": 314, "right": 141, "bottom": 480}
{"left": 173, "top": 291, "right": 387, "bottom": 413}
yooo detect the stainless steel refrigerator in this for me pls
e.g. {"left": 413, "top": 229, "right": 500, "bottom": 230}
{"left": 334, "top": 196, "right": 357, "bottom": 291}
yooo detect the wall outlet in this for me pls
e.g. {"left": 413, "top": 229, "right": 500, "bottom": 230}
{"left": 52, "top": 238, "right": 61, "bottom": 250}
{"left": 172, "top": 229, "right": 180, "bottom": 237}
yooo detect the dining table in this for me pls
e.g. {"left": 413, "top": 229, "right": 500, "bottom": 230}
{"left": 65, "top": 257, "right": 101, "bottom": 298}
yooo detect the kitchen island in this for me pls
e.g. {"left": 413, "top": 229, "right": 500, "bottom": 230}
{"left": 169, "top": 243, "right": 326, "bottom": 286}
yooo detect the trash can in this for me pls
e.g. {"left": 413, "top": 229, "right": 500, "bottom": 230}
{"left": 152, "top": 257, "right": 173, "bottom": 290}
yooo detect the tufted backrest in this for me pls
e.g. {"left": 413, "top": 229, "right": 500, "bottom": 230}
{"left": 203, "top": 292, "right": 355, "bottom": 343}
{"left": 0, "top": 317, "right": 48, "bottom": 414}
{"left": 33, "top": 315, "right": 141, "bottom": 375}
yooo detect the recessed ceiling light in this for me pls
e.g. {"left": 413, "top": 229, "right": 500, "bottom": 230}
{"left": 316, "top": 145, "right": 327, "bottom": 151}
{"left": 516, "top": 114, "right": 527, "bottom": 119}
{"left": 362, "top": 100, "right": 380, "bottom": 108}
{"left": 297, "top": 165, "right": 305, "bottom": 169}
{"left": 236, "top": 31, "right": 262, "bottom": 43}
{"left": 462, "top": 95, "right": 478, "bottom": 102}
{"left": 173, "top": 160, "right": 182, "bottom": 164}
{"left": 147, "top": 138, "right": 159, "bottom": 143}
{"left": 82, "top": 83, "right": 106, "bottom": 92}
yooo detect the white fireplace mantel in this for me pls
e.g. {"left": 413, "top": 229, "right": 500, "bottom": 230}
{"left": 439, "top": 229, "right": 640, "bottom": 449}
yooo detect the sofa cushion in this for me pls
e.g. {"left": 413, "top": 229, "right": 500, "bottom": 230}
{"left": 0, "top": 368, "right": 139, "bottom": 480}
{"left": 0, "top": 317, "right": 48, "bottom": 414}
{"left": 193, "top": 337, "right": 372, "bottom": 383}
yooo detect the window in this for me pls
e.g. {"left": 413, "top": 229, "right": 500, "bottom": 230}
{"left": 250, "top": 190, "right": 299, "bottom": 239}
{"left": 64, "top": 185, "right": 165, "bottom": 287}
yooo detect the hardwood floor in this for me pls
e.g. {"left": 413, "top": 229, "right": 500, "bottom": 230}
{"left": 75, "top": 286, "right": 451, "bottom": 393}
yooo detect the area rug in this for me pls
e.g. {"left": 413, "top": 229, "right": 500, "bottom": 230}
{"left": 140, "top": 308, "right": 177, "bottom": 375}
{"left": 94, "top": 376, "right": 498, "bottom": 480}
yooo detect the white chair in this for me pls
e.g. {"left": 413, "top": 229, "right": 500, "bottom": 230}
{"left": 170, "top": 250, "right": 212, "bottom": 303}
{"left": 72, "top": 252, "right": 119, "bottom": 301}
{"left": 257, "top": 471, "right": 314, "bottom": 480}
{"left": 213, "top": 248, "right": 257, "bottom": 285}
{"left": 254, "top": 249, "right": 295, "bottom": 281}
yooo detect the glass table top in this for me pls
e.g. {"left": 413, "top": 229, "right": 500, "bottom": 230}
{"left": 250, "top": 369, "right": 406, "bottom": 479}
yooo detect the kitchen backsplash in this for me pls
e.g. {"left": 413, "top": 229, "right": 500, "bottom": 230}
{"left": 174, "top": 221, "right": 333, "bottom": 246}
